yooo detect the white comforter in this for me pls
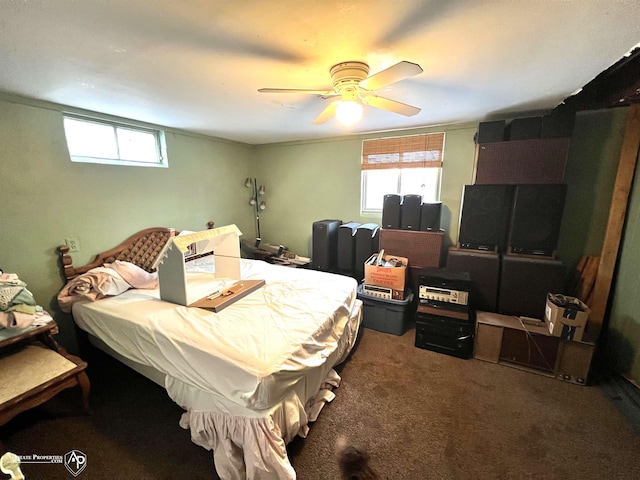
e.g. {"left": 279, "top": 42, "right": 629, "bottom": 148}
{"left": 72, "top": 259, "right": 358, "bottom": 410}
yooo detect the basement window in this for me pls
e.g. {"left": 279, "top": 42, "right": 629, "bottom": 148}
{"left": 63, "top": 115, "right": 168, "bottom": 167}
{"left": 361, "top": 132, "right": 444, "bottom": 213}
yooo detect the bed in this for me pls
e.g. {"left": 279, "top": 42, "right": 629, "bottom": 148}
{"left": 56, "top": 227, "right": 362, "bottom": 479}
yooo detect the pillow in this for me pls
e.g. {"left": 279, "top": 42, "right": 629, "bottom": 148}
{"left": 105, "top": 260, "right": 159, "bottom": 289}
{"left": 88, "top": 266, "right": 131, "bottom": 296}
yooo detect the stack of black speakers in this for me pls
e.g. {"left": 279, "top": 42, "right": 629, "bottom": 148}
{"left": 311, "top": 219, "right": 380, "bottom": 279}
{"left": 457, "top": 183, "right": 567, "bottom": 257}
{"left": 380, "top": 194, "right": 447, "bottom": 301}
{"left": 446, "top": 115, "right": 573, "bottom": 319}
{"left": 382, "top": 194, "right": 442, "bottom": 232}
{"left": 312, "top": 195, "right": 443, "bottom": 279}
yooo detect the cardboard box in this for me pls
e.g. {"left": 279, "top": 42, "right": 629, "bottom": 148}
{"left": 545, "top": 295, "right": 590, "bottom": 342}
{"left": 364, "top": 254, "right": 408, "bottom": 300}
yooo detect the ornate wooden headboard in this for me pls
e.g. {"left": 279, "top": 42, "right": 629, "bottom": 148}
{"left": 58, "top": 227, "right": 176, "bottom": 281}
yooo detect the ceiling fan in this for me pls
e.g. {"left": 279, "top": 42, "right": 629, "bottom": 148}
{"left": 258, "top": 60, "right": 424, "bottom": 125}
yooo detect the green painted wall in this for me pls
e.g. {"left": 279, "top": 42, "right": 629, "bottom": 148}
{"left": 0, "top": 97, "right": 254, "bottom": 351}
{"left": 550, "top": 106, "right": 640, "bottom": 385}
{"left": 253, "top": 123, "right": 478, "bottom": 256}
{"left": 607, "top": 122, "right": 640, "bottom": 385}
{"left": 557, "top": 108, "right": 628, "bottom": 270}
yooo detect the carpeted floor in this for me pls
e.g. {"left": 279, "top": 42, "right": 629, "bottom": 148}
{"left": 2, "top": 326, "right": 640, "bottom": 479}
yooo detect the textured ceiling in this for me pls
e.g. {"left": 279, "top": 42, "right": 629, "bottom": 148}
{"left": 1, "top": 0, "right": 639, "bottom": 145}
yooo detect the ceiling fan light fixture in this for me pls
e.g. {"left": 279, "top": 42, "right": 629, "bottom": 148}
{"left": 259, "top": 60, "right": 422, "bottom": 125}
{"left": 336, "top": 99, "right": 363, "bottom": 125}
{"left": 335, "top": 88, "right": 363, "bottom": 125}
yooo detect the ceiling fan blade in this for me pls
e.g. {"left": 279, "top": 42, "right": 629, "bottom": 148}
{"left": 258, "top": 88, "right": 336, "bottom": 96}
{"left": 312, "top": 101, "right": 339, "bottom": 125}
{"left": 362, "top": 95, "right": 421, "bottom": 117}
{"left": 359, "top": 61, "right": 423, "bottom": 91}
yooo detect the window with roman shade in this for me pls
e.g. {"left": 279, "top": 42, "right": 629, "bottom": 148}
{"left": 360, "top": 132, "right": 445, "bottom": 213}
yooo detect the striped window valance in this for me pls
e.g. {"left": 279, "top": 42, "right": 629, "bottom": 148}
{"left": 361, "top": 132, "right": 445, "bottom": 170}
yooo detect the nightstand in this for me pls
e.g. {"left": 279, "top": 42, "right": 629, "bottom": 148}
{"left": 0, "top": 319, "right": 90, "bottom": 427}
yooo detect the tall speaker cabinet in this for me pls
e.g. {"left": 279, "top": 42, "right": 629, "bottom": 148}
{"left": 311, "top": 219, "right": 341, "bottom": 272}
{"left": 474, "top": 138, "right": 570, "bottom": 185}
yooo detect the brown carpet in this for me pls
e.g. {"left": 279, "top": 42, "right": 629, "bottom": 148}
{"left": 2, "top": 326, "right": 640, "bottom": 479}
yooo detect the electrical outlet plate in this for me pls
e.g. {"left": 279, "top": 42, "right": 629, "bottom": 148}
{"left": 65, "top": 237, "right": 80, "bottom": 252}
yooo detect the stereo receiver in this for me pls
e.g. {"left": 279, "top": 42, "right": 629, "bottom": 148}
{"left": 419, "top": 269, "right": 471, "bottom": 306}
{"left": 362, "top": 283, "right": 393, "bottom": 300}
{"left": 419, "top": 285, "right": 469, "bottom": 305}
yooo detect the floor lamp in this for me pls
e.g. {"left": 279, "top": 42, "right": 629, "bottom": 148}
{"left": 245, "top": 177, "right": 266, "bottom": 247}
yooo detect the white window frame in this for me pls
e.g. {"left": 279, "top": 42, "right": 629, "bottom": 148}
{"left": 360, "top": 168, "right": 442, "bottom": 212}
{"left": 360, "top": 132, "right": 445, "bottom": 214}
{"left": 63, "top": 114, "right": 168, "bottom": 168}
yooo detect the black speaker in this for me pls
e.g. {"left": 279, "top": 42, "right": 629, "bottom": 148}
{"left": 458, "top": 185, "right": 515, "bottom": 252}
{"left": 312, "top": 219, "right": 341, "bottom": 271}
{"left": 506, "top": 117, "right": 542, "bottom": 140}
{"left": 476, "top": 120, "right": 506, "bottom": 143}
{"left": 508, "top": 184, "right": 567, "bottom": 256}
{"left": 498, "top": 255, "right": 566, "bottom": 319}
{"left": 420, "top": 202, "right": 442, "bottom": 231}
{"left": 401, "top": 194, "right": 423, "bottom": 230}
{"left": 337, "top": 222, "right": 361, "bottom": 272}
{"left": 382, "top": 194, "right": 402, "bottom": 229}
{"left": 446, "top": 249, "right": 500, "bottom": 312}
{"left": 354, "top": 223, "right": 380, "bottom": 278}
{"left": 541, "top": 108, "right": 575, "bottom": 138}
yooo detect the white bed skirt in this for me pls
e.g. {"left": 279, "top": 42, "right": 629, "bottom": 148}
{"left": 168, "top": 298, "right": 362, "bottom": 479}
{"left": 88, "top": 298, "right": 362, "bottom": 479}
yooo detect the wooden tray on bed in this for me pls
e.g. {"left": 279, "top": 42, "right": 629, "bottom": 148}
{"left": 190, "top": 279, "right": 265, "bottom": 312}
